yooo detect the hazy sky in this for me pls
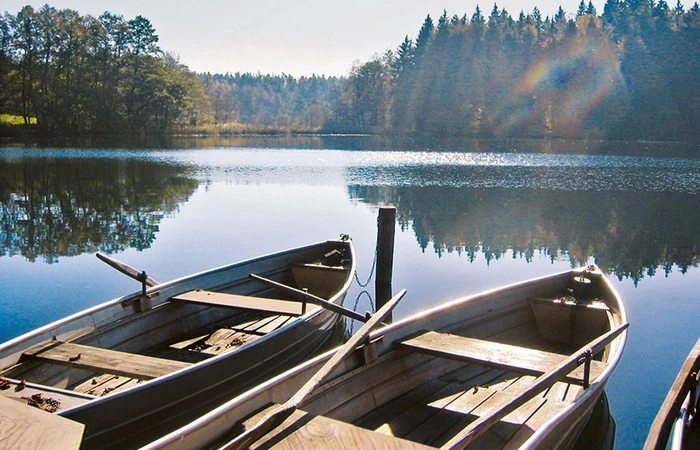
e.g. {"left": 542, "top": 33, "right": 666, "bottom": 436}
{"left": 3, "top": 0, "right": 604, "bottom": 77}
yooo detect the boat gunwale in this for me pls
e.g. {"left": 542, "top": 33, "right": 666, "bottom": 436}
{"left": 142, "top": 266, "right": 627, "bottom": 450}
{"left": 0, "top": 239, "right": 351, "bottom": 355}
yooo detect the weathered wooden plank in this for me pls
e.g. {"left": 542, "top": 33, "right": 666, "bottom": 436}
{"left": 23, "top": 341, "right": 191, "bottom": 380}
{"left": 243, "top": 408, "right": 434, "bottom": 450}
{"left": 255, "top": 315, "right": 294, "bottom": 334}
{"left": 430, "top": 375, "right": 549, "bottom": 449}
{"left": 73, "top": 373, "right": 133, "bottom": 397}
{"left": 354, "top": 378, "right": 450, "bottom": 431}
{"left": 495, "top": 382, "right": 573, "bottom": 450}
{"left": 371, "top": 369, "right": 508, "bottom": 440}
{"left": 439, "top": 322, "right": 628, "bottom": 450}
{"left": 0, "top": 395, "right": 85, "bottom": 449}
{"left": 169, "top": 334, "right": 209, "bottom": 350}
{"left": 0, "top": 378, "right": 92, "bottom": 411}
{"left": 172, "top": 290, "right": 304, "bottom": 316}
{"left": 397, "top": 331, "right": 605, "bottom": 384}
{"left": 404, "top": 374, "right": 520, "bottom": 445}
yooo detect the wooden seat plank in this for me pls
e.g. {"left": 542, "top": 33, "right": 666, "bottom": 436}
{"left": 396, "top": 331, "right": 605, "bottom": 385}
{"left": 0, "top": 395, "right": 85, "bottom": 449}
{"left": 23, "top": 341, "right": 190, "bottom": 380}
{"left": 172, "top": 290, "right": 306, "bottom": 316}
{"left": 244, "top": 407, "right": 433, "bottom": 450}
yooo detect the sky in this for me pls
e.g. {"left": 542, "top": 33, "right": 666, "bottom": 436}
{"left": 3, "top": 0, "right": 606, "bottom": 77}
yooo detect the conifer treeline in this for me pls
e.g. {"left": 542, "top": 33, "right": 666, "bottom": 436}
{"left": 199, "top": 72, "right": 342, "bottom": 130}
{"left": 2, "top": 2, "right": 699, "bottom": 140}
{"left": 331, "top": 1, "right": 700, "bottom": 140}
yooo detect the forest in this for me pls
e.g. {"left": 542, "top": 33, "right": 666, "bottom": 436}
{"left": 1, "top": 2, "right": 699, "bottom": 140}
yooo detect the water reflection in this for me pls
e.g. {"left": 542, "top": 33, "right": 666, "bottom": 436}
{"left": 0, "top": 157, "right": 198, "bottom": 262}
{"left": 349, "top": 186, "right": 699, "bottom": 284}
{"left": 0, "top": 145, "right": 697, "bottom": 283}
{"left": 8, "top": 134, "right": 699, "bottom": 158}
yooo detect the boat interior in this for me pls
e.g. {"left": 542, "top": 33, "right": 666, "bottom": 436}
{"left": 233, "top": 277, "right": 625, "bottom": 450}
{"left": 0, "top": 256, "right": 351, "bottom": 410}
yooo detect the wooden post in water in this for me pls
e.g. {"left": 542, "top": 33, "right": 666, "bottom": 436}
{"left": 375, "top": 206, "right": 396, "bottom": 322}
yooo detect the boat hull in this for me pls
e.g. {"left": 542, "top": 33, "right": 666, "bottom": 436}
{"left": 0, "top": 238, "right": 355, "bottom": 449}
{"left": 144, "top": 266, "right": 627, "bottom": 450}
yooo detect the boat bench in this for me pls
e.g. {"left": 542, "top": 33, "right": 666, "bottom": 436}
{"left": 171, "top": 290, "right": 308, "bottom": 316}
{"left": 0, "top": 395, "right": 85, "bottom": 449}
{"left": 396, "top": 330, "right": 605, "bottom": 385}
{"left": 22, "top": 340, "right": 191, "bottom": 380}
{"left": 240, "top": 405, "right": 433, "bottom": 450}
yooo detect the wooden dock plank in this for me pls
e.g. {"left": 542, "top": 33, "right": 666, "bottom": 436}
{"left": 23, "top": 341, "right": 190, "bottom": 380}
{"left": 0, "top": 395, "right": 85, "bottom": 449}
{"left": 172, "top": 290, "right": 305, "bottom": 316}
{"left": 397, "top": 331, "right": 605, "bottom": 384}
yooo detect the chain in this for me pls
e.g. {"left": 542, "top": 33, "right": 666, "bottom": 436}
{"left": 351, "top": 216, "right": 379, "bottom": 288}
{"left": 355, "top": 249, "right": 377, "bottom": 288}
{"left": 349, "top": 290, "right": 375, "bottom": 334}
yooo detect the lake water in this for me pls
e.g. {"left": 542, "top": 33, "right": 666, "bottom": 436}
{"left": 1, "top": 136, "right": 698, "bottom": 449}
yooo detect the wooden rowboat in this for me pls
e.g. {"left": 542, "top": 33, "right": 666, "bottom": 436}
{"left": 644, "top": 337, "right": 700, "bottom": 450}
{"left": 0, "top": 237, "right": 355, "bottom": 449}
{"left": 144, "top": 265, "right": 628, "bottom": 450}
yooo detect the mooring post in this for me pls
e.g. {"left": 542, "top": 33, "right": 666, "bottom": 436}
{"left": 376, "top": 206, "right": 396, "bottom": 322}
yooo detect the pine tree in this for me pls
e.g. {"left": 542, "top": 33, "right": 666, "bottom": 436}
{"left": 577, "top": 0, "right": 587, "bottom": 17}
{"left": 471, "top": 5, "right": 486, "bottom": 24}
{"left": 586, "top": 2, "right": 597, "bottom": 15}
{"left": 415, "top": 15, "right": 434, "bottom": 53}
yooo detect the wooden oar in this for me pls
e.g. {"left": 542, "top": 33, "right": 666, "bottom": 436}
{"left": 250, "top": 273, "right": 369, "bottom": 323}
{"left": 219, "top": 288, "right": 408, "bottom": 450}
{"left": 96, "top": 253, "right": 159, "bottom": 287}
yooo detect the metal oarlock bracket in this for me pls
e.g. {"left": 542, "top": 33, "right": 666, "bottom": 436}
{"left": 138, "top": 271, "right": 149, "bottom": 295}
{"left": 580, "top": 349, "right": 593, "bottom": 389}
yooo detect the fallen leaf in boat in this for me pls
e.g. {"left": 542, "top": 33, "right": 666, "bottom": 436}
{"left": 23, "top": 393, "right": 61, "bottom": 413}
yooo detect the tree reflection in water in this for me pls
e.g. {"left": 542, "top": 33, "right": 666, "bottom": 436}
{"left": 0, "top": 158, "right": 198, "bottom": 263}
{"left": 349, "top": 186, "right": 699, "bottom": 285}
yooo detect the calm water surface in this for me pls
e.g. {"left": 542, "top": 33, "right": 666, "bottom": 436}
{"left": 1, "top": 137, "right": 698, "bottom": 449}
